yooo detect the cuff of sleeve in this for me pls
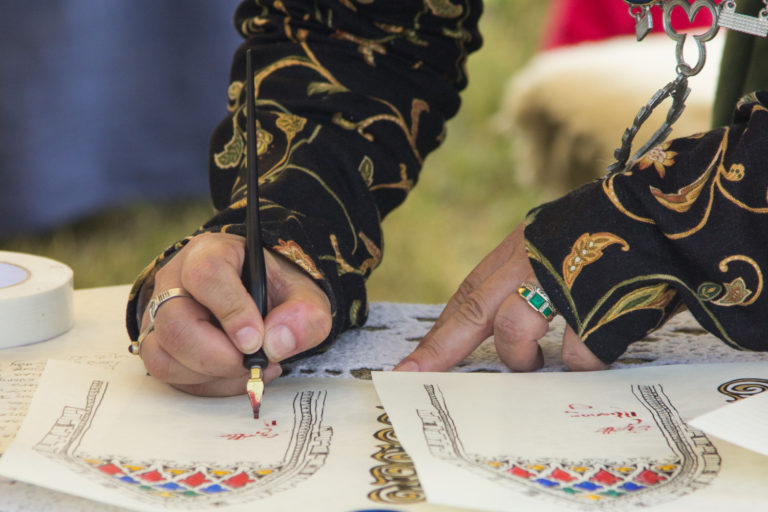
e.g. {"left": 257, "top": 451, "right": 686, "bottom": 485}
{"left": 523, "top": 182, "right": 682, "bottom": 364}
{"left": 125, "top": 237, "right": 192, "bottom": 341}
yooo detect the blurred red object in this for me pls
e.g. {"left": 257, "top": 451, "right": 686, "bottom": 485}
{"left": 542, "top": 0, "right": 718, "bottom": 49}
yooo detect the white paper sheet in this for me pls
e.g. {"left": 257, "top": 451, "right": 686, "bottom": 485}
{"left": 0, "top": 360, "right": 458, "bottom": 512}
{"left": 0, "top": 286, "right": 135, "bottom": 456}
{"left": 690, "top": 389, "right": 768, "bottom": 457}
{"left": 373, "top": 364, "right": 768, "bottom": 512}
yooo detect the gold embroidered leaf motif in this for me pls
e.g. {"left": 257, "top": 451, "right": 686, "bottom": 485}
{"left": 595, "top": 284, "right": 676, "bottom": 328}
{"left": 697, "top": 282, "right": 723, "bottom": 301}
{"left": 330, "top": 234, "right": 358, "bottom": 275}
{"left": 256, "top": 128, "right": 273, "bottom": 156}
{"left": 712, "top": 278, "right": 752, "bottom": 306}
{"left": 410, "top": 99, "right": 429, "bottom": 141}
{"left": 425, "top": 0, "right": 463, "bottom": 18}
{"left": 214, "top": 119, "right": 244, "bottom": 169}
{"left": 359, "top": 156, "right": 374, "bottom": 187}
{"left": 275, "top": 113, "right": 306, "bottom": 139}
{"left": 649, "top": 166, "right": 711, "bottom": 212}
{"left": 349, "top": 299, "right": 366, "bottom": 328}
{"left": 307, "top": 81, "right": 348, "bottom": 96}
{"left": 226, "top": 81, "right": 243, "bottom": 113}
{"left": 358, "top": 230, "right": 382, "bottom": 275}
{"left": 272, "top": 239, "right": 323, "bottom": 280}
{"left": 563, "top": 233, "right": 629, "bottom": 288}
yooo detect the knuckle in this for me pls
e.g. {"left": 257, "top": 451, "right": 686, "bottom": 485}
{"left": 181, "top": 257, "right": 221, "bottom": 293}
{"left": 415, "top": 338, "right": 449, "bottom": 365}
{"left": 455, "top": 273, "right": 482, "bottom": 304}
{"left": 181, "top": 237, "right": 241, "bottom": 290}
{"left": 307, "top": 304, "right": 333, "bottom": 340}
{"left": 493, "top": 311, "right": 528, "bottom": 342}
{"left": 217, "top": 300, "right": 250, "bottom": 327}
{"left": 494, "top": 302, "right": 549, "bottom": 343}
{"left": 286, "top": 300, "right": 333, "bottom": 346}
{"left": 156, "top": 317, "right": 193, "bottom": 355}
{"left": 154, "top": 262, "right": 175, "bottom": 285}
{"left": 455, "top": 292, "right": 491, "bottom": 329}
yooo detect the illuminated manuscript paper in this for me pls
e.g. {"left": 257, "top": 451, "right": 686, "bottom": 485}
{"left": 373, "top": 364, "right": 768, "bottom": 512}
{"left": 0, "top": 360, "right": 444, "bottom": 512}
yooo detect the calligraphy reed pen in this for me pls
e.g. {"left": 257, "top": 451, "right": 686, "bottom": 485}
{"left": 242, "top": 48, "right": 269, "bottom": 419}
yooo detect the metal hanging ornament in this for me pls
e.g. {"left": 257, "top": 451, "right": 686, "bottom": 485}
{"left": 718, "top": 0, "right": 768, "bottom": 37}
{"left": 608, "top": 0, "right": 719, "bottom": 174}
{"left": 605, "top": 0, "right": 768, "bottom": 174}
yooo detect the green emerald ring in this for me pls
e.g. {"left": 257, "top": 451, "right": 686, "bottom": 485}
{"left": 518, "top": 282, "right": 557, "bottom": 322}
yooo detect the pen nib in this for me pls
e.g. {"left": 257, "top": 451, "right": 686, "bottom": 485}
{"left": 246, "top": 366, "right": 264, "bottom": 419}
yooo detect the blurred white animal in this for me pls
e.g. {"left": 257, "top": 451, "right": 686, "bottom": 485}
{"left": 496, "top": 33, "right": 724, "bottom": 194}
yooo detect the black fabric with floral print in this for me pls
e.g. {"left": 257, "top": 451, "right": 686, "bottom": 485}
{"left": 525, "top": 91, "right": 768, "bottom": 363}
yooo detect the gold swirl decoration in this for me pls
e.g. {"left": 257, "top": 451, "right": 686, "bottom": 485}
{"left": 367, "top": 409, "right": 425, "bottom": 504}
{"left": 717, "top": 378, "right": 768, "bottom": 402}
{"left": 697, "top": 255, "right": 763, "bottom": 307}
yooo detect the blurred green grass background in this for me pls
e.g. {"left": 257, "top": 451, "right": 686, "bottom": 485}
{"left": 0, "top": 0, "right": 550, "bottom": 304}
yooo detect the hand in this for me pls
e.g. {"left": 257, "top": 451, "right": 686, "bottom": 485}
{"left": 395, "top": 223, "right": 606, "bottom": 373}
{"left": 137, "top": 232, "right": 332, "bottom": 396}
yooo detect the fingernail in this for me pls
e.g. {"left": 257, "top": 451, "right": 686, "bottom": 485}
{"left": 394, "top": 360, "right": 419, "bottom": 372}
{"left": 265, "top": 325, "right": 296, "bottom": 361}
{"left": 234, "top": 326, "right": 261, "bottom": 353}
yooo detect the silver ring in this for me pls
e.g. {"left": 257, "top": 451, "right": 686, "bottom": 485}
{"left": 130, "top": 323, "right": 154, "bottom": 356}
{"left": 517, "top": 281, "right": 558, "bottom": 322}
{"left": 147, "top": 288, "right": 191, "bottom": 321}
{"left": 129, "top": 288, "right": 191, "bottom": 356}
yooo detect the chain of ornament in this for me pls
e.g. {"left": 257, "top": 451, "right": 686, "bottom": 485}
{"left": 606, "top": 0, "right": 768, "bottom": 174}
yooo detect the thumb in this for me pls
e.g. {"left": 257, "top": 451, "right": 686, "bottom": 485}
{"left": 261, "top": 251, "right": 332, "bottom": 362}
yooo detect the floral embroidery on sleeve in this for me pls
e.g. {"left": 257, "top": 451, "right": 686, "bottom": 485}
{"left": 525, "top": 92, "right": 768, "bottom": 362}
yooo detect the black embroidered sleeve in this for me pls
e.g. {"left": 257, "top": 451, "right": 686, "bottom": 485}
{"left": 525, "top": 91, "right": 768, "bottom": 363}
{"left": 126, "top": 0, "right": 483, "bottom": 350}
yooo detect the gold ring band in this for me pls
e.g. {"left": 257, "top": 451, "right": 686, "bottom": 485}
{"left": 517, "top": 281, "right": 557, "bottom": 322}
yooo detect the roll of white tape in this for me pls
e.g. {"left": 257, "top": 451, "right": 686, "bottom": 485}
{"left": 0, "top": 251, "right": 74, "bottom": 348}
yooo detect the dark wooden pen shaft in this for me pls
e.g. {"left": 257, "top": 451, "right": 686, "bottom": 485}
{"left": 243, "top": 48, "right": 268, "bottom": 412}
{"left": 242, "top": 48, "right": 267, "bottom": 320}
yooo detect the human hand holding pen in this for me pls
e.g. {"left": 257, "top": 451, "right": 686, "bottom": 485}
{"left": 136, "top": 232, "right": 332, "bottom": 397}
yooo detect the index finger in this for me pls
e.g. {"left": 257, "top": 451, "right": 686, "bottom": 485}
{"left": 179, "top": 233, "right": 265, "bottom": 354}
{"left": 395, "top": 255, "right": 529, "bottom": 372}
{"left": 141, "top": 297, "right": 248, "bottom": 384}
{"left": 431, "top": 225, "right": 525, "bottom": 333}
